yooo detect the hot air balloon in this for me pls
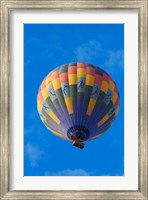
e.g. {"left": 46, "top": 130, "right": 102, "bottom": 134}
{"left": 37, "top": 62, "right": 120, "bottom": 149}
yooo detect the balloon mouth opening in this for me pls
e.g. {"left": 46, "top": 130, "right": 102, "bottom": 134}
{"left": 67, "top": 125, "right": 90, "bottom": 149}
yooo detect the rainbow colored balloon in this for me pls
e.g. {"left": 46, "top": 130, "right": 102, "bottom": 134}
{"left": 37, "top": 62, "right": 120, "bottom": 149}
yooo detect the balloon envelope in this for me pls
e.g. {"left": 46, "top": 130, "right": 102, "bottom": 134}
{"left": 37, "top": 62, "right": 120, "bottom": 149}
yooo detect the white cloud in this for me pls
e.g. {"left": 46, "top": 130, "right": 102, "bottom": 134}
{"left": 25, "top": 143, "right": 44, "bottom": 167}
{"left": 101, "top": 171, "right": 124, "bottom": 176}
{"left": 28, "top": 111, "right": 39, "bottom": 120}
{"left": 24, "top": 112, "right": 41, "bottom": 135}
{"left": 44, "top": 169, "right": 124, "bottom": 176}
{"left": 44, "top": 169, "right": 90, "bottom": 176}
{"left": 74, "top": 40, "right": 102, "bottom": 62}
{"left": 74, "top": 40, "right": 123, "bottom": 75}
{"left": 24, "top": 125, "right": 45, "bottom": 136}
{"left": 103, "top": 49, "right": 124, "bottom": 70}
{"left": 24, "top": 126, "right": 34, "bottom": 135}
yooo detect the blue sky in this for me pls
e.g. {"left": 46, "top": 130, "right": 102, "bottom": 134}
{"left": 24, "top": 24, "right": 124, "bottom": 176}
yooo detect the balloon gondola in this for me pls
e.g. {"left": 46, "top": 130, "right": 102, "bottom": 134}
{"left": 37, "top": 62, "right": 120, "bottom": 149}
